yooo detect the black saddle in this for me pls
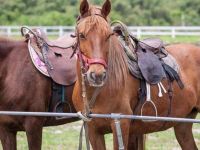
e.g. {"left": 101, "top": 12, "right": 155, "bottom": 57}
{"left": 137, "top": 39, "right": 166, "bottom": 84}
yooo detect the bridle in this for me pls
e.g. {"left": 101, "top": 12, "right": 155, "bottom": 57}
{"left": 73, "top": 13, "right": 113, "bottom": 73}
{"left": 74, "top": 14, "right": 113, "bottom": 113}
{"left": 73, "top": 12, "right": 114, "bottom": 115}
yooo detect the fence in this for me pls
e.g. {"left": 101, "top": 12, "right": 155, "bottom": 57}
{"left": 0, "top": 111, "right": 200, "bottom": 150}
{"left": 1, "top": 26, "right": 200, "bottom": 38}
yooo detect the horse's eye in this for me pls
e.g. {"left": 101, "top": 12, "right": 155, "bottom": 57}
{"left": 79, "top": 33, "right": 86, "bottom": 40}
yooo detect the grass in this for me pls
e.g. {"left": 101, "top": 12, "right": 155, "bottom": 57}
{"left": 142, "top": 35, "right": 200, "bottom": 44}
{"left": 5, "top": 119, "right": 198, "bottom": 150}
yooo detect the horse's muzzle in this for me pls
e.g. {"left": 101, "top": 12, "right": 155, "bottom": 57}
{"left": 86, "top": 70, "right": 107, "bottom": 87}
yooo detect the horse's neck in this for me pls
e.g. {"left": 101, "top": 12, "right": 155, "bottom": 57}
{"left": 0, "top": 39, "right": 20, "bottom": 60}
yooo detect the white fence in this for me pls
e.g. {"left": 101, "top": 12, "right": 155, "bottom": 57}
{"left": 1, "top": 26, "right": 200, "bottom": 38}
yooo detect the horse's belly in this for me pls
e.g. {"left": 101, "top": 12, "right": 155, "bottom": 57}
{"left": 130, "top": 121, "right": 176, "bottom": 134}
{"left": 0, "top": 116, "right": 24, "bottom": 131}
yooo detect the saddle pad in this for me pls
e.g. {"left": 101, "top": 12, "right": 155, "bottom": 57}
{"left": 137, "top": 46, "right": 166, "bottom": 84}
{"left": 28, "top": 40, "right": 50, "bottom": 77}
{"left": 162, "top": 54, "right": 180, "bottom": 73}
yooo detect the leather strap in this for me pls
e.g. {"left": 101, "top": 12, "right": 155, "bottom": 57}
{"left": 81, "top": 53, "right": 107, "bottom": 69}
{"left": 78, "top": 122, "right": 90, "bottom": 150}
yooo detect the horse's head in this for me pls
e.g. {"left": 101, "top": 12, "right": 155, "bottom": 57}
{"left": 76, "top": 0, "right": 112, "bottom": 87}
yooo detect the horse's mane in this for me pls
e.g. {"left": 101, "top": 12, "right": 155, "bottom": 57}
{"left": 107, "top": 35, "right": 128, "bottom": 92}
{"left": 78, "top": 5, "right": 129, "bottom": 92}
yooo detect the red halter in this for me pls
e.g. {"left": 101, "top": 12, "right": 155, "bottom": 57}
{"left": 77, "top": 51, "right": 108, "bottom": 71}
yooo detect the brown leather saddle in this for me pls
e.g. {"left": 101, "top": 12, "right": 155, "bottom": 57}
{"left": 22, "top": 27, "right": 77, "bottom": 86}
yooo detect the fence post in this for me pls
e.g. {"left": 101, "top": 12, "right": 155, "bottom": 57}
{"left": 59, "top": 26, "right": 63, "bottom": 37}
{"left": 7, "top": 27, "right": 11, "bottom": 36}
{"left": 111, "top": 114, "right": 124, "bottom": 150}
{"left": 137, "top": 28, "right": 141, "bottom": 38}
{"left": 172, "top": 28, "right": 176, "bottom": 38}
{"left": 43, "top": 27, "right": 47, "bottom": 34}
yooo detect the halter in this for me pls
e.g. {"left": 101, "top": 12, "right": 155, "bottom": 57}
{"left": 77, "top": 52, "right": 108, "bottom": 71}
{"left": 74, "top": 13, "right": 112, "bottom": 73}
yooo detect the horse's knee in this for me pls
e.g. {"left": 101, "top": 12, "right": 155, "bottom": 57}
{"left": 87, "top": 123, "right": 106, "bottom": 150}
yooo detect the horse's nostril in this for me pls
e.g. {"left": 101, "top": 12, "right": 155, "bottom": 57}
{"left": 90, "top": 72, "right": 96, "bottom": 81}
{"left": 102, "top": 72, "right": 107, "bottom": 80}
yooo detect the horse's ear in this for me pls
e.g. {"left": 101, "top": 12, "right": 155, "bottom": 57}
{"left": 80, "top": 0, "right": 89, "bottom": 16}
{"left": 101, "top": 0, "right": 111, "bottom": 18}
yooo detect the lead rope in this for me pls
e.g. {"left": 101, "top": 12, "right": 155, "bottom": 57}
{"left": 77, "top": 57, "right": 91, "bottom": 150}
{"left": 77, "top": 30, "right": 111, "bottom": 150}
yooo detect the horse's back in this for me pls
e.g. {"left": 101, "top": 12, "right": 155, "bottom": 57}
{"left": 166, "top": 43, "right": 200, "bottom": 76}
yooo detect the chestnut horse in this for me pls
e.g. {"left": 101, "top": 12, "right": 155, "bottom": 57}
{"left": 73, "top": 0, "right": 200, "bottom": 150}
{"left": 0, "top": 37, "right": 78, "bottom": 150}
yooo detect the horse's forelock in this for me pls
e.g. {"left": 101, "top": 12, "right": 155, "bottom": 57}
{"left": 77, "top": 6, "right": 110, "bottom": 37}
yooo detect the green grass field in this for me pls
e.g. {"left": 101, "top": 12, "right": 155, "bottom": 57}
{"left": 1, "top": 35, "right": 200, "bottom": 150}
{"left": 9, "top": 119, "right": 200, "bottom": 150}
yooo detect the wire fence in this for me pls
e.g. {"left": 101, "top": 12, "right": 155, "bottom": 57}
{"left": 1, "top": 26, "right": 200, "bottom": 38}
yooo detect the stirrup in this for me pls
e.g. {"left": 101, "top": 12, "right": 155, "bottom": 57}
{"left": 141, "top": 83, "right": 158, "bottom": 122}
{"left": 141, "top": 100, "right": 158, "bottom": 122}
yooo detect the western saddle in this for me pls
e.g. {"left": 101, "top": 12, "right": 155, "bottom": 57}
{"left": 21, "top": 27, "right": 77, "bottom": 86}
{"left": 112, "top": 21, "right": 183, "bottom": 88}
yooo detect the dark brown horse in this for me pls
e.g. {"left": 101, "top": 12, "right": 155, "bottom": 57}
{"left": 0, "top": 37, "right": 78, "bottom": 150}
{"left": 72, "top": 0, "right": 200, "bottom": 150}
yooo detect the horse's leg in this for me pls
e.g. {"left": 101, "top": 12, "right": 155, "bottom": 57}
{"left": 111, "top": 119, "right": 131, "bottom": 150}
{"left": 174, "top": 110, "right": 198, "bottom": 150}
{"left": 88, "top": 124, "right": 106, "bottom": 150}
{"left": 24, "top": 117, "right": 44, "bottom": 150}
{"left": 0, "top": 127, "right": 17, "bottom": 150}
{"left": 128, "top": 134, "right": 145, "bottom": 150}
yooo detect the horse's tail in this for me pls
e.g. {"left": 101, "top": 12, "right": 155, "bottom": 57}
{"left": 128, "top": 134, "right": 146, "bottom": 150}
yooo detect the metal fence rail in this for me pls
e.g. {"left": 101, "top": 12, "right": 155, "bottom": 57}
{"left": 1, "top": 26, "right": 200, "bottom": 38}
{"left": 0, "top": 111, "right": 199, "bottom": 150}
{"left": 0, "top": 111, "right": 200, "bottom": 123}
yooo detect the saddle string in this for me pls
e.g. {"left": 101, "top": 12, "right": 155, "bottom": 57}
{"left": 158, "top": 82, "right": 167, "bottom": 97}
{"left": 158, "top": 83, "right": 163, "bottom": 97}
